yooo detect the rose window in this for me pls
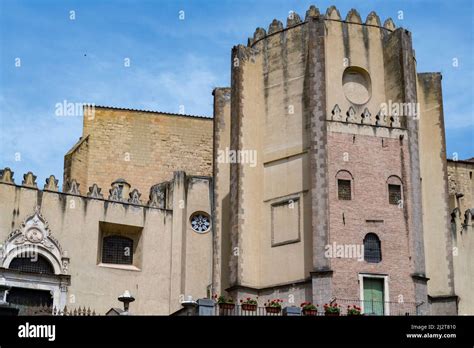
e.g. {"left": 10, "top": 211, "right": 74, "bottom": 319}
{"left": 190, "top": 213, "right": 211, "bottom": 233}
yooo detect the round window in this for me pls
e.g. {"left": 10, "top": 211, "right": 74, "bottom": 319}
{"left": 342, "top": 66, "right": 371, "bottom": 105}
{"left": 190, "top": 212, "right": 211, "bottom": 233}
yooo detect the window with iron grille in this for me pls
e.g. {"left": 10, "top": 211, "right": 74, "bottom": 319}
{"left": 102, "top": 235, "right": 133, "bottom": 265}
{"left": 364, "top": 233, "right": 381, "bottom": 263}
{"left": 338, "top": 179, "right": 352, "bottom": 200}
{"left": 9, "top": 255, "right": 55, "bottom": 275}
{"left": 388, "top": 184, "right": 401, "bottom": 205}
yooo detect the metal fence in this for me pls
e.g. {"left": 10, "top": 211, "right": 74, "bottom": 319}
{"left": 215, "top": 304, "right": 283, "bottom": 316}
{"left": 331, "top": 298, "right": 419, "bottom": 316}
{"left": 12, "top": 304, "right": 98, "bottom": 316}
{"left": 212, "top": 300, "right": 420, "bottom": 316}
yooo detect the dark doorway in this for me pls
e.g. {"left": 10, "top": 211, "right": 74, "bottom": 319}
{"left": 7, "top": 287, "right": 53, "bottom": 315}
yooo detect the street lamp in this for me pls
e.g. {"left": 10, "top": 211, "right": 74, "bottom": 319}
{"left": 118, "top": 290, "right": 135, "bottom": 315}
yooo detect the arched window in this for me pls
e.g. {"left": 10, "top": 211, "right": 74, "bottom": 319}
{"left": 364, "top": 233, "right": 381, "bottom": 263}
{"left": 102, "top": 235, "right": 133, "bottom": 265}
{"left": 9, "top": 255, "right": 55, "bottom": 275}
{"left": 387, "top": 176, "right": 403, "bottom": 205}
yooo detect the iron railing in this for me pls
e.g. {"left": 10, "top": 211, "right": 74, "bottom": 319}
{"left": 331, "top": 298, "right": 419, "bottom": 316}
{"left": 212, "top": 300, "right": 420, "bottom": 316}
{"left": 215, "top": 304, "right": 283, "bottom": 316}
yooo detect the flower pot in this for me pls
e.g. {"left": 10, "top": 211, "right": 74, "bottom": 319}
{"left": 265, "top": 306, "right": 281, "bottom": 314}
{"left": 325, "top": 312, "right": 340, "bottom": 316}
{"left": 302, "top": 309, "right": 318, "bottom": 316}
{"left": 241, "top": 304, "right": 257, "bottom": 312}
{"left": 219, "top": 303, "right": 235, "bottom": 311}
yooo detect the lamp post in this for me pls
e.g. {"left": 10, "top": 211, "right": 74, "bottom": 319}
{"left": 118, "top": 290, "right": 135, "bottom": 315}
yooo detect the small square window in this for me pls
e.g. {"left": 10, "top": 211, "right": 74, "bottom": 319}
{"left": 388, "top": 184, "right": 401, "bottom": 205}
{"left": 338, "top": 180, "right": 352, "bottom": 200}
{"left": 102, "top": 235, "right": 133, "bottom": 265}
{"left": 98, "top": 222, "right": 142, "bottom": 269}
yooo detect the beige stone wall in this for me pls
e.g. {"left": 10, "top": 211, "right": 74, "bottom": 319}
{"left": 327, "top": 130, "right": 416, "bottom": 304}
{"left": 220, "top": 6, "right": 437, "bottom": 313}
{"left": 447, "top": 160, "right": 474, "bottom": 314}
{"left": 63, "top": 136, "right": 89, "bottom": 191}
{"left": 0, "top": 171, "right": 212, "bottom": 315}
{"left": 417, "top": 73, "right": 456, "bottom": 307}
{"left": 64, "top": 107, "right": 213, "bottom": 197}
{"left": 227, "top": 18, "right": 313, "bottom": 291}
{"left": 212, "top": 88, "right": 231, "bottom": 294}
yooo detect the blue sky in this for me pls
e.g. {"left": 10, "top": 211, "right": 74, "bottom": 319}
{"left": 0, "top": 0, "right": 473, "bottom": 188}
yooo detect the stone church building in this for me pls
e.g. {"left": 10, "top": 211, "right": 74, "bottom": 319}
{"left": 0, "top": 5, "right": 472, "bottom": 315}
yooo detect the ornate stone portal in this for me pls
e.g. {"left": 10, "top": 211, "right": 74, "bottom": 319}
{"left": 0, "top": 206, "right": 70, "bottom": 310}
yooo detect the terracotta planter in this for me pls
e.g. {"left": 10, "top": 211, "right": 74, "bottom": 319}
{"left": 241, "top": 304, "right": 257, "bottom": 311}
{"left": 302, "top": 309, "right": 318, "bottom": 316}
{"left": 265, "top": 306, "right": 281, "bottom": 314}
{"left": 325, "top": 312, "right": 340, "bottom": 316}
{"left": 219, "top": 303, "right": 235, "bottom": 311}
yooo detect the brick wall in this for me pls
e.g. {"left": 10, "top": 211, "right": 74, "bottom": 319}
{"left": 65, "top": 107, "right": 213, "bottom": 196}
{"left": 327, "top": 130, "right": 416, "bottom": 304}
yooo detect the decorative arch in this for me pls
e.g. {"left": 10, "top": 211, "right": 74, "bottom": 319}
{"left": 386, "top": 175, "right": 403, "bottom": 185}
{"left": 335, "top": 169, "right": 354, "bottom": 180}
{"left": 386, "top": 175, "right": 403, "bottom": 205}
{"left": 1, "top": 206, "right": 69, "bottom": 275}
{"left": 0, "top": 206, "right": 70, "bottom": 311}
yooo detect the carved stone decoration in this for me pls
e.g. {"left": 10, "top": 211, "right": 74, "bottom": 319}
{"left": 391, "top": 111, "right": 401, "bottom": 128}
{"left": 268, "top": 19, "right": 283, "bottom": 34}
{"left": 61, "top": 251, "right": 70, "bottom": 275}
{"left": 331, "top": 104, "right": 342, "bottom": 121}
{"left": 148, "top": 189, "right": 165, "bottom": 208}
{"left": 286, "top": 11, "right": 301, "bottom": 27}
{"left": 148, "top": 183, "right": 167, "bottom": 209}
{"left": 108, "top": 186, "right": 122, "bottom": 202}
{"left": 346, "top": 106, "right": 357, "bottom": 123}
{"left": 44, "top": 175, "right": 59, "bottom": 191}
{"left": 376, "top": 109, "right": 388, "bottom": 126}
{"left": 22, "top": 172, "right": 37, "bottom": 188}
{"left": 128, "top": 189, "right": 142, "bottom": 205}
{"left": 0, "top": 168, "right": 14, "bottom": 184}
{"left": 1, "top": 206, "right": 65, "bottom": 275}
{"left": 464, "top": 209, "right": 473, "bottom": 227}
{"left": 305, "top": 5, "right": 320, "bottom": 20}
{"left": 361, "top": 108, "right": 372, "bottom": 124}
{"left": 66, "top": 179, "right": 80, "bottom": 195}
{"left": 87, "top": 184, "right": 104, "bottom": 199}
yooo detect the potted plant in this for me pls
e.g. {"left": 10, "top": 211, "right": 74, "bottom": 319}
{"left": 214, "top": 294, "right": 235, "bottom": 310}
{"left": 240, "top": 297, "right": 258, "bottom": 312}
{"left": 300, "top": 302, "right": 318, "bottom": 316}
{"left": 264, "top": 299, "right": 283, "bottom": 314}
{"left": 347, "top": 305, "right": 362, "bottom": 316}
{"left": 324, "top": 303, "right": 340, "bottom": 316}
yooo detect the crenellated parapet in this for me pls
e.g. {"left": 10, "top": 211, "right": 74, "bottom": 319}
{"left": 0, "top": 169, "right": 210, "bottom": 212}
{"left": 247, "top": 4, "right": 396, "bottom": 47}
{"left": 327, "top": 103, "right": 402, "bottom": 128}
